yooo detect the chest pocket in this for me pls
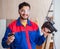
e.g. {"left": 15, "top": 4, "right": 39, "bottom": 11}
{"left": 14, "top": 32, "right": 22, "bottom": 44}
{"left": 29, "top": 31, "right": 36, "bottom": 42}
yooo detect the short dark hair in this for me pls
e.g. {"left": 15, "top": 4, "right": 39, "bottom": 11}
{"left": 18, "top": 2, "right": 31, "bottom": 10}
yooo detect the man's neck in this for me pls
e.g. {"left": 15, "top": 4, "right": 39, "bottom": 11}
{"left": 20, "top": 18, "right": 27, "bottom": 27}
{"left": 20, "top": 18, "right": 27, "bottom": 23}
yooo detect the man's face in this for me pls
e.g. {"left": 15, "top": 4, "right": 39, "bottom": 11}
{"left": 18, "top": 6, "right": 30, "bottom": 20}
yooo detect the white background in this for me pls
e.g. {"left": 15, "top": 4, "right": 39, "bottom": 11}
{"left": 54, "top": 0, "right": 60, "bottom": 49}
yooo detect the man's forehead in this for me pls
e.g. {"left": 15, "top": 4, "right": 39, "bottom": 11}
{"left": 21, "top": 6, "right": 30, "bottom": 9}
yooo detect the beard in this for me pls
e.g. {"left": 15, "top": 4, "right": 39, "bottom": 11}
{"left": 20, "top": 15, "right": 29, "bottom": 20}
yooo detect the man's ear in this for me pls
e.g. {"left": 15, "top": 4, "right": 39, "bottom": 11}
{"left": 18, "top": 9, "right": 20, "bottom": 14}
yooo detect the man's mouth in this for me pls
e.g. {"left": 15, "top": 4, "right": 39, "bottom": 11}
{"left": 23, "top": 14, "right": 28, "bottom": 16}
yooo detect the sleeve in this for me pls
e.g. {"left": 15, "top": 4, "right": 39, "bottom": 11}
{"left": 1, "top": 27, "right": 12, "bottom": 48}
{"left": 35, "top": 28, "right": 46, "bottom": 46}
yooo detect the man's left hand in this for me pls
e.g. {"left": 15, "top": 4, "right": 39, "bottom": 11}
{"left": 41, "top": 27, "right": 51, "bottom": 37}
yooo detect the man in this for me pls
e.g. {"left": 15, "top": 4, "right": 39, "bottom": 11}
{"left": 2, "top": 2, "right": 50, "bottom": 49}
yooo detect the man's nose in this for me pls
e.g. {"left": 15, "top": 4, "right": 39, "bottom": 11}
{"left": 24, "top": 10, "right": 29, "bottom": 14}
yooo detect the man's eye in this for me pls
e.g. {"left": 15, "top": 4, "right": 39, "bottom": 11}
{"left": 21, "top": 10, "right": 24, "bottom": 12}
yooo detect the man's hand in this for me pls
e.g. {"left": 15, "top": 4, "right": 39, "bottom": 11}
{"left": 41, "top": 27, "right": 51, "bottom": 37}
{"left": 6, "top": 34, "right": 15, "bottom": 45}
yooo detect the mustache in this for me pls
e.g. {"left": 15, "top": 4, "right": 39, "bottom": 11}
{"left": 20, "top": 15, "right": 29, "bottom": 20}
{"left": 22, "top": 14, "right": 29, "bottom": 16}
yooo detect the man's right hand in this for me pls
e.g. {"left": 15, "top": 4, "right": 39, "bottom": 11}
{"left": 6, "top": 34, "right": 15, "bottom": 45}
